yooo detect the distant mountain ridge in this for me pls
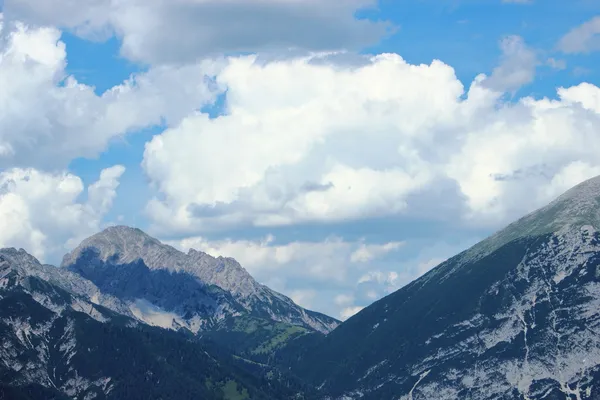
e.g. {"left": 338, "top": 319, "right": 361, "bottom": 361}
{"left": 61, "top": 225, "right": 338, "bottom": 333}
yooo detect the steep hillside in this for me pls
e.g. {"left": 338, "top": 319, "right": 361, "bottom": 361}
{"left": 285, "top": 176, "right": 600, "bottom": 399}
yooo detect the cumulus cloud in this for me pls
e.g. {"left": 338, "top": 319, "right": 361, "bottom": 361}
{"left": 0, "top": 17, "right": 223, "bottom": 169}
{"left": 334, "top": 294, "right": 354, "bottom": 306}
{"left": 0, "top": 166, "right": 125, "bottom": 262}
{"left": 557, "top": 16, "right": 600, "bottom": 54}
{"left": 142, "top": 53, "right": 459, "bottom": 234}
{"left": 546, "top": 57, "right": 566, "bottom": 71}
{"left": 449, "top": 82, "right": 600, "bottom": 226}
{"left": 167, "top": 233, "right": 478, "bottom": 318}
{"left": 170, "top": 234, "right": 404, "bottom": 283}
{"left": 87, "top": 165, "right": 126, "bottom": 215}
{"left": 350, "top": 238, "right": 477, "bottom": 310}
{"left": 538, "top": 161, "right": 600, "bottom": 202}
{"left": 167, "top": 234, "right": 406, "bottom": 317}
{"left": 4, "top": 0, "right": 391, "bottom": 65}
{"left": 482, "top": 35, "right": 538, "bottom": 92}
{"left": 350, "top": 242, "right": 404, "bottom": 263}
{"left": 289, "top": 289, "right": 317, "bottom": 309}
{"left": 340, "top": 306, "right": 364, "bottom": 320}
{"left": 356, "top": 258, "right": 444, "bottom": 293}
{"left": 142, "top": 47, "right": 600, "bottom": 235}
{"left": 358, "top": 271, "right": 400, "bottom": 288}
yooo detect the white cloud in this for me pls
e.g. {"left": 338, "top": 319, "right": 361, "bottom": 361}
{"left": 340, "top": 306, "right": 364, "bottom": 320}
{"left": 358, "top": 271, "right": 398, "bottom": 285}
{"left": 289, "top": 289, "right": 317, "bottom": 309}
{"left": 0, "top": 17, "right": 223, "bottom": 169}
{"left": 170, "top": 234, "right": 404, "bottom": 283}
{"left": 142, "top": 47, "right": 600, "bottom": 235}
{"left": 0, "top": 166, "right": 125, "bottom": 262}
{"left": 557, "top": 16, "right": 600, "bottom": 54}
{"left": 351, "top": 238, "right": 479, "bottom": 310}
{"left": 168, "top": 233, "right": 479, "bottom": 318}
{"left": 167, "top": 234, "right": 407, "bottom": 317}
{"left": 130, "top": 298, "right": 182, "bottom": 330}
{"left": 365, "top": 290, "right": 378, "bottom": 300}
{"left": 416, "top": 257, "right": 446, "bottom": 276}
{"left": 350, "top": 241, "right": 404, "bottom": 263}
{"left": 558, "top": 82, "right": 600, "bottom": 113}
{"left": 4, "top": 0, "right": 390, "bottom": 65}
{"left": 447, "top": 81, "right": 600, "bottom": 226}
{"left": 356, "top": 259, "right": 442, "bottom": 292}
{"left": 538, "top": 161, "right": 600, "bottom": 202}
{"left": 143, "top": 53, "right": 460, "bottom": 234}
{"left": 334, "top": 294, "right": 354, "bottom": 306}
{"left": 482, "top": 35, "right": 538, "bottom": 92}
{"left": 546, "top": 57, "right": 566, "bottom": 71}
{"left": 87, "top": 165, "right": 126, "bottom": 215}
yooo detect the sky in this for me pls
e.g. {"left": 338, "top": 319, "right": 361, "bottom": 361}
{"left": 1, "top": 0, "right": 600, "bottom": 320}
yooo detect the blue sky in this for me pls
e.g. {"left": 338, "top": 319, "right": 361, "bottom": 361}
{"left": 1, "top": 0, "right": 600, "bottom": 319}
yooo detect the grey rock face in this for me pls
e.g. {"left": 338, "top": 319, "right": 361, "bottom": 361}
{"left": 391, "top": 226, "right": 600, "bottom": 400}
{"left": 61, "top": 226, "right": 339, "bottom": 333}
{"left": 0, "top": 248, "right": 133, "bottom": 320}
{"left": 0, "top": 250, "right": 134, "bottom": 399}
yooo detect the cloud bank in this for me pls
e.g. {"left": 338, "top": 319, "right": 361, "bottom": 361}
{"left": 4, "top": 0, "right": 391, "bottom": 64}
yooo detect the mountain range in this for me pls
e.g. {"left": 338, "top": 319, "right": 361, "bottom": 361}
{"left": 3, "top": 176, "right": 600, "bottom": 399}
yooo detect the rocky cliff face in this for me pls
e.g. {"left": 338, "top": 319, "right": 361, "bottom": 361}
{"left": 0, "top": 247, "right": 133, "bottom": 321}
{"left": 287, "top": 176, "right": 600, "bottom": 399}
{"left": 0, "top": 249, "right": 130, "bottom": 398}
{"left": 61, "top": 226, "right": 338, "bottom": 333}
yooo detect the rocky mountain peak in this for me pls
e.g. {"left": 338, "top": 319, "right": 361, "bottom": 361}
{"left": 62, "top": 226, "right": 253, "bottom": 284}
{"left": 86, "top": 225, "right": 159, "bottom": 246}
{"left": 187, "top": 248, "right": 207, "bottom": 257}
{"left": 187, "top": 248, "right": 251, "bottom": 276}
{"left": 61, "top": 225, "right": 182, "bottom": 270}
{"left": 60, "top": 225, "right": 339, "bottom": 333}
{"left": 0, "top": 247, "right": 42, "bottom": 271}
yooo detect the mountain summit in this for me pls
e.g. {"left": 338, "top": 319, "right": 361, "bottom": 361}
{"left": 62, "top": 225, "right": 338, "bottom": 333}
{"left": 63, "top": 226, "right": 269, "bottom": 300}
{"left": 285, "top": 175, "right": 600, "bottom": 399}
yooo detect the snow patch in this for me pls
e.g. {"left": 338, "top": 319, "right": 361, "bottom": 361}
{"left": 129, "top": 299, "right": 182, "bottom": 330}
